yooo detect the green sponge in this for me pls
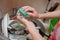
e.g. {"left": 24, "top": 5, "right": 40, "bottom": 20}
{"left": 19, "top": 8, "right": 28, "bottom": 16}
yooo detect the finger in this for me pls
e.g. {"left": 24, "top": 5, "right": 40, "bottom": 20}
{"left": 22, "top": 6, "right": 37, "bottom": 13}
{"left": 17, "top": 16, "right": 26, "bottom": 25}
{"left": 12, "top": 16, "right": 17, "bottom": 20}
{"left": 22, "top": 6, "right": 33, "bottom": 11}
{"left": 24, "top": 8, "right": 34, "bottom": 12}
{"left": 28, "top": 13, "right": 34, "bottom": 17}
{"left": 24, "top": 8, "right": 37, "bottom": 13}
{"left": 22, "top": 6, "right": 30, "bottom": 11}
{"left": 17, "top": 16, "right": 28, "bottom": 25}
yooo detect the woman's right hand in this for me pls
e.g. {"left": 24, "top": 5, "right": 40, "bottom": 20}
{"left": 22, "top": 6, "right": 39, "bottom": 18}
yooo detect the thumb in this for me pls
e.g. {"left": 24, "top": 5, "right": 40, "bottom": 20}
{"left": 17, "top": 16, "right": 30, "bottom": 26}
{"left": 28, "top": 13, "right": 34, "bottom": 17}
{"left": 17, "top": 16, "right": 28, "bottom": 24}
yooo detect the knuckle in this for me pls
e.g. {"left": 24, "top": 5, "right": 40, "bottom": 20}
{"left": 32, "top": 8, "right": 35, "bottom": 10}
{"left": 26, "top": 6, "right": 30, "bottom": 8}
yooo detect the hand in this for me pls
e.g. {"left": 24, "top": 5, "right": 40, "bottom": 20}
{"left": 22, "top": 6, "right": 39, "bottom": 18}
{"left": 17, "top": 13, "right": 43, "bottom": 40}
{"left": 17, "top": 16, "right": 35, "bottom": 27}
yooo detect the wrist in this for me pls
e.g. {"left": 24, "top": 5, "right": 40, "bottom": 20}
{"left": 37, "top": 13, "right": 46, "bottom": 19}
{"left": 36, "top": 13, "right": 41, "bottom": 18}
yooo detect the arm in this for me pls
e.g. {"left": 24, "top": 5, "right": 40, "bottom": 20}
{"left": 22, "top": 6, "right": 60, "bottom": 19}
{"left": 26, "top": 23, "right": 43, "bottom": 40}
{"left": 38, "top": 10, "right": 60, "bottom": 19}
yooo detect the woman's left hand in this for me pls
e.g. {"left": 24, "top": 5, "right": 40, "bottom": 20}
{"left": 17, "top": 15, "right": 35, "bottom": 28}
